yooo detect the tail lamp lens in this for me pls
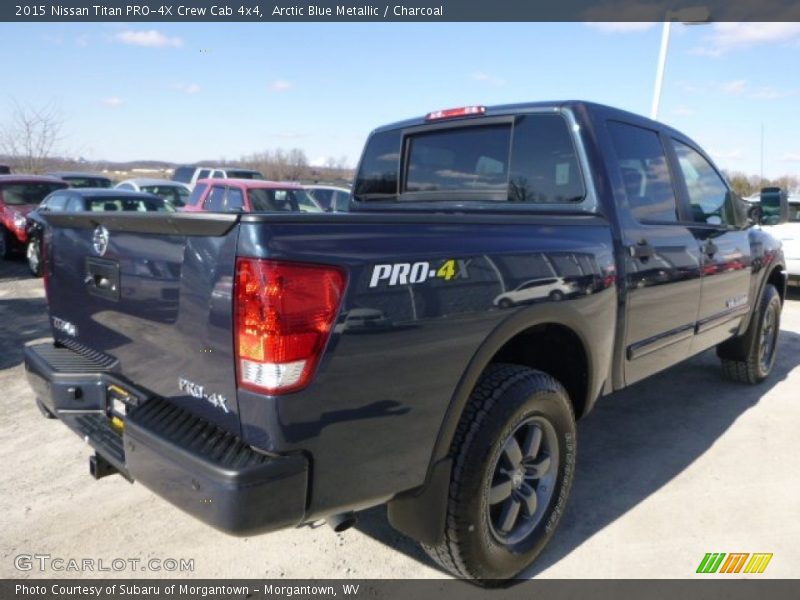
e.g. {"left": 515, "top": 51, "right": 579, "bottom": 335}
{"left": 234, "top": 258, "right": 346, "bottom": 394}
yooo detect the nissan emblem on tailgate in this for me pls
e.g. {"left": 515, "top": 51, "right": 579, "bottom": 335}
{"left": 92, "top": 225, "right": 109, "bottom": 256}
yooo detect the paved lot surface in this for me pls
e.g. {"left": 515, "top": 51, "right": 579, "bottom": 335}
{"left": 1, "top": 258, "right": 799, "bottom": 579}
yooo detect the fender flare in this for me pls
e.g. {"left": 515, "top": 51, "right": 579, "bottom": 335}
{"left": 388, "top": 297, "right": 609, "bottom": 545}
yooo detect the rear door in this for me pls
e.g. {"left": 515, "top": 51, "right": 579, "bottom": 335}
{"left": 669, "top": 139, "right": 753, "bottom": 351}
{"left": 606, "top": 120, "right": 704, "bottom": 384}
{"left": 44, "top": 213, "right": 243, "bottom": 434}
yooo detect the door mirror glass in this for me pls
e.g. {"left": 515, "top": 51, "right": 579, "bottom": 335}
{"left": 760, "top": 187, "right": 789, "bottom": 226}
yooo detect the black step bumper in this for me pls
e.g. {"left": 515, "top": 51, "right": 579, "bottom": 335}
{"left": 24, "top": 342, "right": 308, "bottom": 536}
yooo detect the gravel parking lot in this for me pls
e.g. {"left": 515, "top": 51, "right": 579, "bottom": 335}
{"left": 2, "top": 258, "right": 799, "bottom": 579}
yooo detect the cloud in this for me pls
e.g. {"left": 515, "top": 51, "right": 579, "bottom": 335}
{"left": 75, "top": 35, "right": 89, "bottom": 47}
{"left": 748, "top": 86, "right": 795, "bottom": 100}
{"left": 172, "top": 82, "right": 202, "bottom": 95}
{"left": 671, "top": 106, "right": 696, "bottom": 117}
{"left": 782, "top": 153, "right": 800, "bottom": 163}
{"left": 585, "top": 22, "right": 656, "bottom": 33}
{"left": 269, "top": 80, "right": 294, "bottom": 92}
{"left": 721, "top": 79, "right": 748, "bottom": 95}
{"left": 101, "top": 97, "right": 124, "bottom": 108}
{"left": 691, "top": 22, "right": 800, "bottom": 57}
{"left": 114, "top": 30, "right": 183, "bottom": 48}
{"left": 708, "top": 148, "right": 744, "bottom": 161}
{"left": 471, "top": 71, "right": 506, "bottom": 86}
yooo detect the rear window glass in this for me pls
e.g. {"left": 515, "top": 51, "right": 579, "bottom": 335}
{"left": 63, "top": 177, "right": 112, "bottom": 188}
{"left": 87, "top": 197, "right": 172, "bottom": 212}
{"left": 172, "top": 166, "right": 195, "bottom": 183}
{"left": 509, "top": 115, "right": 585, "bottom": 203}
{"left": 226, "top": 170, "right": 263, "bottom": 180}
{"left": 353, "top": 129, "right": 402, "bottom": 198}
{"left": 405, "top": 125, "right": 510, "bottom": 193}
{"left": 248, "top": 188, "right": 322, "bottom": 213}
{"left": 0, "top": 182, "right": 68, "bottom": 205}
{"left": 354, "top": 114, "right": 585, "bottom": 204}
{"left": 142, "top": 185, "right": 189, "bottom": 207}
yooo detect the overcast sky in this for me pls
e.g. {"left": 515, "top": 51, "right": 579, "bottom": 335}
{"left": 3, "top": 22, "right": 800, "bottom": 177}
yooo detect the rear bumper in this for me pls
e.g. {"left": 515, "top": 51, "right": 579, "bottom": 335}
{"left": 24, "top": 342, "right": 308, "bottom": 536}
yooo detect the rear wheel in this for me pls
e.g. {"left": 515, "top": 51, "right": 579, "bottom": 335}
{"left": 422, "top": 364, "right": 576, "bottom": 583}
{"left": 719, "top": 284, "right": 781, "bottom": 384}
{"left": 549, "top": 290, "right": 564, "bottom": 301}
{"left": 27, "top": 238, "right": 42, "bottom": 277}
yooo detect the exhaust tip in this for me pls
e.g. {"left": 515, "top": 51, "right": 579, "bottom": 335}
{"left": 327, "top": 512, "right": 357, "bottom": 533}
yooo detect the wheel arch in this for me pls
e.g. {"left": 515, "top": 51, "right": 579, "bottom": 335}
{"left": 388, "top": 300, "right": 611, "bottom": 545}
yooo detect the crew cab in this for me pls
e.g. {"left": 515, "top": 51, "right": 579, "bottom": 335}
{"left": 0, "top": 175, "right": 68, "bottom": 259}
{"left": 24, "top": 101, "right": 788, "bottom": 583}
{"left": 182, "top": 178, "right": 322, "bottom": 213}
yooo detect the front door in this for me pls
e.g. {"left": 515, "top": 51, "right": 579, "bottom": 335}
{"left": 669, "top": 139, "right": 753, "bottom": 352}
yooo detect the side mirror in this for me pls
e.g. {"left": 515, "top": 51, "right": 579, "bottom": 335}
{"left": 760, "top": 187, "right": 789, "bottom": 226}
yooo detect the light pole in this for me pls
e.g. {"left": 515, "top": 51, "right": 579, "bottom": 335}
{"left": 650, "top": 7, "right": 712, "bottom": 121}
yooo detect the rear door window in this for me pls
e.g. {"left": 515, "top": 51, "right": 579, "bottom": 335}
{"left": 607, "top": 121, "right": 678, "bottom": 223}
{"left": 225, "top": 187, "right": 245, "bottom": 212}
{"left": 46, "top": 193, "right": 68, "bottom": 211}
{"left": 187, "top": 183, "right": 207, "bottom": 206}
{"left": 196, "top": 169, "right": 211, "bottom": 181}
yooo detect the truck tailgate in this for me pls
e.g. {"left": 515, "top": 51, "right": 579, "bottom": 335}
{"left": 42, "top": 212, "right": 243, "bottom": 435}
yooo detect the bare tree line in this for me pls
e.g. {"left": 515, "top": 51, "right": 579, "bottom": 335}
{"left": 239, "top": 149, "right": 352, "bottom": 183}
{"left": 0, "top": 102, "right": 64, "bottom": 174}
{"left": 0, "top": 101, "right": 795, "bottom": 193}
{"left": 724, "top": 171, "right": 800, "bottom": 198}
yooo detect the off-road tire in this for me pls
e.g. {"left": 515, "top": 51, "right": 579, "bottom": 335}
{"left": 422, "top": 363, "right": 576, "bottom": 583}
{"left": 719, "top": 284, "right": 781, "bottom": 384}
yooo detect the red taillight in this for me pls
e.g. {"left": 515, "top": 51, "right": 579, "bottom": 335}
{"left": 234, "top": 258, "right": 346, "bottom": 395}
{"left": 425, "top": 105, "right": 486, "bottom": 121}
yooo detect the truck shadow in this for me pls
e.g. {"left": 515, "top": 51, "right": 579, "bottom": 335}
{"left": 354, "top": 327, "right": 800, "bottom": 579}
{"left": 0, "top": 260, "right": 49, "bottom": 370}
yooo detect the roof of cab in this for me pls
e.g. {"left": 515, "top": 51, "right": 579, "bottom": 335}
{"left": 371, "top": 100, "right": 685, "bottom": 137}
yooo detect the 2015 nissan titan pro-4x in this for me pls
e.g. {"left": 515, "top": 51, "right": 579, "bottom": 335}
{"left": 25, "top": 101, "right": 789, "bottom": 582}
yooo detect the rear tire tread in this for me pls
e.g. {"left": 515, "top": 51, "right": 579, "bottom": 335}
{"left": 422, "top": 363, "right": 573, "bottom": 581}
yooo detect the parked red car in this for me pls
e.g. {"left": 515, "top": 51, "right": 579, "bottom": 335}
{"left": 183, "top": 178, "right": 322, "bottom": 213}
{"left": 0, "top": 175, "right": 68, "bottom": 259}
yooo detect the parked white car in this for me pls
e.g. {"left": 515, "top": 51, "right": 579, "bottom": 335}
{"left": 493, "top": 277, "right": 577, "bottom": 308}
{"left": 115, "top": 179, "right": 191, "bottom": 209}
{"left": 762, "top": 195, "right": 800, "bottom": 284}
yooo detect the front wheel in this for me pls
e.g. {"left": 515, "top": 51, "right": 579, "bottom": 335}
{"left": 422, "top": 364, "right": 576, "bottom": 583}
{"left": 27, "top": 238, "right": 42, "bottom": 277}
{"left": 719, "top": 284, "right": 781, "bottom": 384}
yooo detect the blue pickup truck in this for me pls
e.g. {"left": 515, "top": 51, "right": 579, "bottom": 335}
{"left": 25, "top": 101, "right": 788, "bottom": 582}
